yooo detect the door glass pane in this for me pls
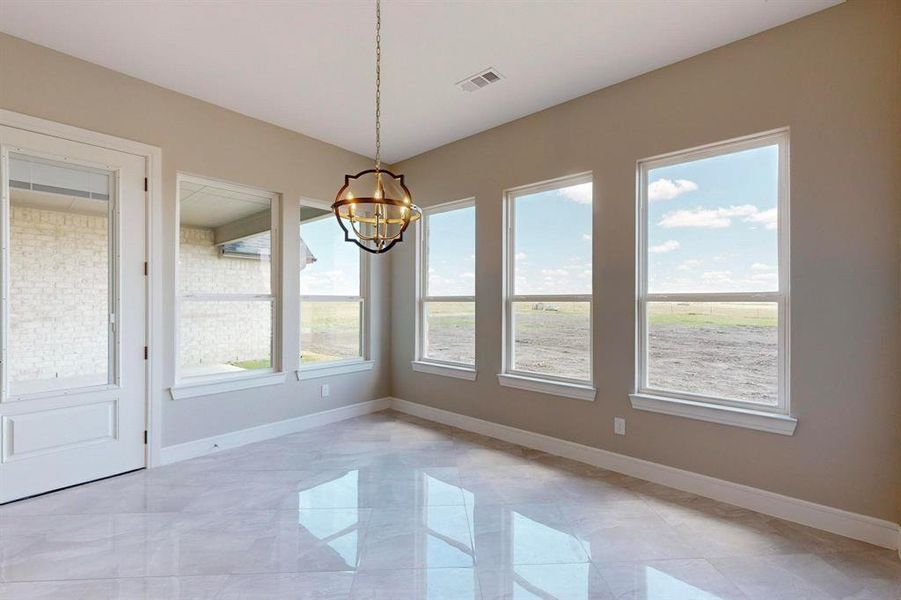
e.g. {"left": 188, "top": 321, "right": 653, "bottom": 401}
{"left": 512, "top": 301, "right": 590, "bottom": 380}
{"left": 8, "top": 153, "right": 113, "bottom": 396}
{"left": 300, "top": 300, "right": 362, "bottom": 363}
{"left": 179, "top": 300, "right": 273, "bottom": 376}
{"left": 646, "top": 301, "right": 778, "bottom": 404}
{"left": 423, "top": 301, "right": 474, "bottom": 364}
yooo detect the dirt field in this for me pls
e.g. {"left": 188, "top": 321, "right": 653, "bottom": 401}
{"left": 646, "top": 302, "right": 777, "bottom": 404}
{"left": 422, "top": 301, "right": 778, "bottom": 403}
{"left": 260, "top": 300, "right": 779, "bottom": 405}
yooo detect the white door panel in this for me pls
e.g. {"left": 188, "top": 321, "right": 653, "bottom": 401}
{"left": 0, "top": 125, "right": 146, "bottom": 503}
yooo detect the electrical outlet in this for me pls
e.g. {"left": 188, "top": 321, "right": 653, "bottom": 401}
{"left": 614, "top": 417, "right": 626, "bottom": 436}
{"left": 321, "top": 384, "right": 330, "bottom": 398}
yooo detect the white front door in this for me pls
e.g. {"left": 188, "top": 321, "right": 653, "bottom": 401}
{"left": 0, "top": 125, "right": 146, "bottom": 503}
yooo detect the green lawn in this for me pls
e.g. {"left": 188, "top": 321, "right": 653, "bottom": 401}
{"left": 229, "top": 358, "right": 271, "bottom": 370}
{"left": 648, "top": 302, "right": 777, "bottom": 328}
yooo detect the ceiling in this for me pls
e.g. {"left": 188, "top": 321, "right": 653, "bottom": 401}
{"left": 0, "top": 0, "right": 840, "bottom": 162}
{"left": 179, "top": 180, "right": 270, "bottom": 229}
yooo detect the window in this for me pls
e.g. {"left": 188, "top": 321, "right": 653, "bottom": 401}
{"left": 299, "top": 199, "right": 367, "bottom": 368}
{"left": 176, "top": 175, "right": 278, "bottom": 382}
{"left": 501, "top": 174, "right": 594, "bottom": 397}
{"left": 415, "top": 199, "right": 476, "bottom": 374}
{"left": 6, "top": 154, "right": 116, "bottom": 397}
{"left": 634, "top": 130, "right": 790, "bottom": 423}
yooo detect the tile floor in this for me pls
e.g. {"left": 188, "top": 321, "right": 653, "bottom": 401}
{"left": 0, "top": 410, "right": 898, "bottom": 599}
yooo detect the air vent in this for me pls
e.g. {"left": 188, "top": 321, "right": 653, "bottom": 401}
{"left": 457, "top": 68, "right": 504, "bottom": 92}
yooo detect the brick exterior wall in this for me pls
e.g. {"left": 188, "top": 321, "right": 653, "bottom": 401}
{"left": 9, "top": 206, "right": 110, "bottom": 384}
{"left": 6, "top": 208, "right": 273, "bottom": 385}
{"left": 178, "top": 226, "right": 273, "bottom": 370}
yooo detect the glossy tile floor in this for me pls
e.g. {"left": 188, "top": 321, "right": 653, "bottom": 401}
{"left": 0, "top": 410, "right": 898, "bottom": 599}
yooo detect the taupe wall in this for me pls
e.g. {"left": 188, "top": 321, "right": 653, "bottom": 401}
{"left": 0, "top": 32, "right": 392, "bottom": 447}
{"left": 390, "top": 0, "right": 901, "bottom": 521}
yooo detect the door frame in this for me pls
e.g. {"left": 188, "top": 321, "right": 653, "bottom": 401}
{"left": 0, "top": 109, "right": 163, "bottom": 468}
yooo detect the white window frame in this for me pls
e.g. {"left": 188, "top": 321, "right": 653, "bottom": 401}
{"left": 170, "top": 173, "right": 284, "bottom": 400}
{"left": 296, "top": 197, "right": 371, "bottom": 380}
{"left": 412, "top": 197, "right": 477, "bottom": 380}
{"left": 499, "top": 173, "right": 596, "bottom": 401}
{"left": 631, "top": 129, "right": 796, "bottom": 435}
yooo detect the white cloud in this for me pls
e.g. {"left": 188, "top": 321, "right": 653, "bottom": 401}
{"left": 459, "top": 272, "right": 475, "bottom": 279}
{"left": 701, "top": 270, "right": 733, "bottom": 283}
{"left": 541, "top": 268, "right": 568, "bottom": 277}
{"left": 559, "top": 182, "right": 592, "bottom": 204}
{"left": 648, "top": 240, "right": 680, "bottom": 254}
{"left": 658, "top": 204, "right": 759, "bottom": 229}
{"left": 515, "top": 252, "right": 528, "bottom": 260}
{"left": 582, "top": 234, "right": 592, "bottom": 241}
{"left": 677, "top": 259, "right": 702, "bottom": 271}
{"left": 751, "top": 262, "right": 775, "bottom": 272}
{"left": 648, "top": 178, "right": 698, "bottom": 202}
{"left": 744, "top": 207, "right": 777, "bottom": 229}
{"left": 750, "top": 272, "right": 778, "bottom": 282}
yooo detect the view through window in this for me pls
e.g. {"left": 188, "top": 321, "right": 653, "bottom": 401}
{"left": 505, "top": 175, "right": 593, "bottom": 382}
{"left": 177, "top": 176, "right": 276, "bottom": 379}
{"left": 639, "top": 132, "right": 787, "bottom": 407}
{"left": 299, "top": 202, "right": 364, "bottom": 364}
{"left": 418, "top": 199, "right": 476, "bottom": 366}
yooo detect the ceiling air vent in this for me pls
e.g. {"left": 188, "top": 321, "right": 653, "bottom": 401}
{"left": 457, "top": 68, "right": 504, "bottom": 92}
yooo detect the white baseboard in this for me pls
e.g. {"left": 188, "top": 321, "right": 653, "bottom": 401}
{"left": 158, "top": 397, "right": 390, "bottom": 465}
{"left": 388, "top": 397, "right": 900, "bottom": 551}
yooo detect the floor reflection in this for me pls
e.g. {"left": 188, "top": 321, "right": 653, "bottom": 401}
{"left": 291, "top": 467, "right": 745, "bottom": 598}
{"left": 2, "top": 412, "right": 891, "bottom": 598}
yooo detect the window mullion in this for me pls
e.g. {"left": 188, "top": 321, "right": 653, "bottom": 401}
{"left": 182, "top": 293, "right": 274, "bottom": 302}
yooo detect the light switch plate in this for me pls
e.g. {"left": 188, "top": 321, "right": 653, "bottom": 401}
{"left": 321, "top": 384, "right": 330, "bottom": 398}
{"left": 614, "top": 417, "right": 626, "bottom": 435}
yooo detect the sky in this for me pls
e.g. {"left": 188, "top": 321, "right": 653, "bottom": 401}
{"left": 425, "top": 183, "right": 595, "bottom": 297}
{"left": 299, "top": 143, "right": 779, "bottom": 298}
{"left": 299, "top": 212, "right": 360, "bottom": 296}
{"left": 427, "top": 205, "right": 475, "bottom": 296}
{"left": 647, "top": 144, "right": 779, "bottom": 293}
{"left": 513, "top": 183, "right": 592, "bottom": 295}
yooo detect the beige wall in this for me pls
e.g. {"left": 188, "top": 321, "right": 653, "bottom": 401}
{"left": 390, "top": 0, "right": 901, "bottom": 521}
{"left": 0, "top": 32, "right": 391, "bottom": 447}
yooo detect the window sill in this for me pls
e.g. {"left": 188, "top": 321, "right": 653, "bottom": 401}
{"left": 170, "top": 372, "right": 286, "bottom": 401}
{"left": 497, "top": 373, "right": 596, "bottom": 401}
{"left": 629, "top": 393, "right": 797, "bottom": 435}
{"left": 296, "top": 360, "right": 374, "bottom": 380}
{"left": 411, "top": 360, "right": 477, "bottom": 381}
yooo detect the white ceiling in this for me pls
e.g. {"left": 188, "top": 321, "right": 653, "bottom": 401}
{"left": 0, "top": 0, "right": 840, "bottom": 163}
{"left": 179, "top": 180, "right": 270, "bottom": 229}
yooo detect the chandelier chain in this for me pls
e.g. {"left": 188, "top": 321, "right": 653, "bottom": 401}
{"left": 375, "top": 0, "right": 381, "bottom": 173}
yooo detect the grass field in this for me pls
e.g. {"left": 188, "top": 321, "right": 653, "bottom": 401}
{"left": 648, "top": 302, "right": 777, "bottom": 328}
{"left": 300, "top": 301, "right": 361, "bottom": 364}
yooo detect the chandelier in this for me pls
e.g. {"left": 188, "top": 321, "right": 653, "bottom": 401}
{"left": 332, "top": 0, "right": 421, "bottom": 254}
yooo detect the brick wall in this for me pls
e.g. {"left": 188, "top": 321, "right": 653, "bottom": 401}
{"left": 9, "top": 206, "right": 110, "bottom": 384}
{"left": 178, "top": 226, "right": 272, "bottom": 371}
{"left": 7, "top": 208, "right": 273, "bottom": 385}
